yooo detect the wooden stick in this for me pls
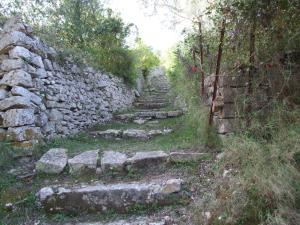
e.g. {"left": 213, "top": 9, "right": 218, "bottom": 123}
{"left": 208, "top": 18, "right": 226, "bottom": 126}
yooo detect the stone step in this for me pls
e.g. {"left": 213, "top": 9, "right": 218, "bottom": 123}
{"left": 135, "top": 99, "right": 169, "bottom": 104}
{"left": 37, "top": 178, "right": 190, "bottom": 214}
{"left": 115, "top": 110, "right": 184, "bottom": 122}
{"left": 90, "top": 128, "right": 173, "bottom": 140}
{"left": 36, "top": 149, "right": 211, "bottom": 175}
{"left": 133, "top": 102, "right": 169, "bottom": 109}
{"left": 64, "top": 216, "right": 169, "bottom": 225}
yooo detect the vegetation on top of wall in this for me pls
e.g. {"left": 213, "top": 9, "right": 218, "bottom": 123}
{"left": 0, "top": 0, "right": 160, "bottom": 85}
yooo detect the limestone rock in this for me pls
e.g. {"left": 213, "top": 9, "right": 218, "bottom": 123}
{"left": 71, "top": 217, "right": 166, "bottom": 225}
{"left": 101, "top": 151, "right": 127, "bottom": 172}
{"left": 91, "top": 129, "right": 122, "bottom": 139}
{"left": 11, "top": 86, "right": 42, "bottom": 105}
{"left": 161, "top": 179, "right": 183, "bottom": 194}
{"left": 0, "top": 70, "right": 33, "bottom": 87}
{"left": 48, "top": 109, "right": 63, "bottom": 121}
{"left": 127, "top": 151, "right": 168, "bottom": 169}
{"left": 68, "top": 150, "right": 99, "bottom": 174}
{"left": 0, "top": 96, "right": 32, "bottom": 111}
{"left": 0, "top": 31, "right": 35, "bottom": 54}
{"left": 43, "top": 59, "right": 53, "bottom": 71}
{"left": 123, "top": 129, "right": 149, "bottom": 140}
{"left": 133, "top": 118, "right": 148, "bottom": 125}
{"left": 37, "top": 179, "right": 186, "bottom": 213}
{"left": 3, "top": 16, "right": 33, "bottom": 35}
{"left": 0, "top": 58, "right": 26, "bottom": 71}
{"left": 36, "top": 148, "right": 68, "bottom": 174}
{"left": 0, "top": 112, "right": 3, "bottom": 127}
{"left": 38, "top": 187, "right": 54, "bottom": 202}
{"left": 3, "top": 108, "right": 35, "bottom": 127}
{"left": 7, "top": 126, "right": 42, "bottom": 142}
{"left": 9, "top": 46, "right": 31, "bottom": 60}
{"left": 148, "top": 129, "right": 173, "bottom": 137}
{"left": 9, "top": 46, "right": 44, "bottom": 68}
{"left": 0, "top": 89, "right": 8, "bottom": 100}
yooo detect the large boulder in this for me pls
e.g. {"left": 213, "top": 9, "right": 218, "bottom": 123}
{"left": 36, "top": 148, "right": 68, "bottom": 174}
{"left": 101, "top": 151, "right": 127, "bottom": 172}
{"left": 7, "top": 126, "right": 42, "bottom": 142}
{"left": 68, "top": 150, "right": 99, "bottom": 174}
{"left": 0, "top": 96, "right": 32, "bottom": 111}
{"left": 0, "top": 70, "right": 33, "bottom": 87}
{"left": 2, "top": 108, "right": 35, "bottom": 127}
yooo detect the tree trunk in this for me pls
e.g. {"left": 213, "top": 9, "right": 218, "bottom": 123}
{"left": 198, "top": 20, "right": 205, "bottom": 97}
{"left": 208, "top": 18, "right": 226, "bottom": 126}
{"left": 246, "top": 17, "right": 256, "bottom": 126}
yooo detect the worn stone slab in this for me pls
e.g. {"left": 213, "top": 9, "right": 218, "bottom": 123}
{"left": 91, "top": 129, "right": 122, "bottom": 139}
{"left": 0, "top": 69, "right": 33, "bottom": 87}
{"left": 7, "top": 126, "right": 42, "bottom": 142}
{"left": 36, "top": 148, "right": 68, "bottom": 174}
{"left": 3, "top": 108, "right": 35, "bottom": 127}
{"left": 37, "top": 179, "right": 187, "bottom": 214}
{"left": 123, "top": 129, "right": 149, "bottom": 140}
{"left": 127, "top": 151, "right": 168, "bottom": 169}
{"left": 69, "top": 217, "right": 166, "bottom": 225}
{"left": 169, "top": 152, "right": 211, "bottom": 163}
{"left": 68, "top": 150, "right": 99, "bottom": 174}
{"left": 101, "top": 151, "right": 127, "bottom": 172}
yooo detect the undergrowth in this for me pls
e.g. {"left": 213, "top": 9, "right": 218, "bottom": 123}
{"left": 198, "top": 103, "right": 300, "bottom": 225}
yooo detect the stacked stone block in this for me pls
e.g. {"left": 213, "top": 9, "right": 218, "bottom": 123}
{"left": 0, "top": 16, "right": 134, "bottom": 147}
{"left": 204, "top": 68, "right": 270, "bottom": 135}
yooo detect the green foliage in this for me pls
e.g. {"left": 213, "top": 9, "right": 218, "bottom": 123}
{"left": 132, "top": 39, "right": 160, "bottom": 77}
{"left": 165, "top": 48, "right": 221, "bottom": 147}
{"left": 207, "top": 104, "right": 300, "bottom": 225}
{"left": 0, "top": 0, "right": 160, "bottom": 84}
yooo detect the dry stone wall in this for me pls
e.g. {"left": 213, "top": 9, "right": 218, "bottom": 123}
{"left": 204, "top": 68, "right": 271, "bottom": 135}
{"left": 0, "top": 17, "right": 135, "bottom": 147}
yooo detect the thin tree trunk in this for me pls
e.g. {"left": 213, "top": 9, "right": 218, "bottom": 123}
{"left": 208, "top": 18, "right": 226, "bottom": 126}
{"left": 198, "top": 20, "right": 205, "bottom": 97}
{"left": 246, "top": 17, "right": 256, "bottom": 126}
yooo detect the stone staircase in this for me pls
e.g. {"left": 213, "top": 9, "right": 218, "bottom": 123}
{"left": 32, "top": 69, "right": 212, "bottom": 224}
